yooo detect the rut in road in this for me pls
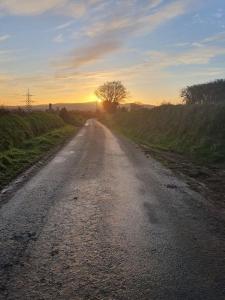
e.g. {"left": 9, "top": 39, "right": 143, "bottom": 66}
{"left": 0, "top": 119, "right": 225, "bottom": 300}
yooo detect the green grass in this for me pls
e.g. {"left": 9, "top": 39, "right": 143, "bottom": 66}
{"left": 0, "top": 125, "right": 76, "bottom": 188}
{"left": 102, "top": 104, "right": 225, "bottom": 164}
{"left": 0, "top": 112, "right": 65, "bottom": 151}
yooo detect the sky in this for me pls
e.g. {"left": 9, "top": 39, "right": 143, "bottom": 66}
{"left": 0, "top": 0, "right": 225, "bottom": 106}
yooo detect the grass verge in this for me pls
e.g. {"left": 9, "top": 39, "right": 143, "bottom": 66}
{"left": 101, "top": 111, "right": 225, "bottom": 207}
{"left": 101, "top": 105, "right": 225, "bottom": 164}
{"left": 0, "top": 125, "right": 76, "bottom": 189}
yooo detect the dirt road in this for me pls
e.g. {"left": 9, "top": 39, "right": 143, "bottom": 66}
{"left": 0, "top": 119, "right": 225, "bottom": 299}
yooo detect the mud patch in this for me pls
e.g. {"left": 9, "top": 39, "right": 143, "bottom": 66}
{"left": 141, "top": 144, "right": 225, "bottom": 209}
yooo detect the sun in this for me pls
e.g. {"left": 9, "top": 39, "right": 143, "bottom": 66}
{"left": 88, "top": 93, "right": 97, "bottom": 101}
{"left": 88, "top": 93, "right": 101, "bottom": 103}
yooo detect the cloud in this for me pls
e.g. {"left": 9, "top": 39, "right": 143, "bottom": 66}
{"left": 83, "top": 0, "right": 192, "bottom": 38}
{"left": 0, "top": 0, "right": 68, "bottom": 15}
{"left": 62, "top": 2, "right": 86, "bottom": 18}
{"left": 213, "top": 9, "right": 223, "bottom": 19}
{"left": 175, "top": 46, "right": 225, "bottom": 65}
{"left": 148, "top": 0, "right": 164, "bottom": 9}
{"left": 202, "top": 31, "right": 225, "bottom": 43}
{"left": 58, "top": 43, "right": 225, "bottom": 95}
{"left": 146, "top": 45, "right": 225, "bottom": 70}
{"left": 54, "top": 20, "right": 74, "bottom": 30}
{"left": 0, "top": 0, "right": 103, "bottom": 17}
{"left": 143, "top": 0, "right": 192, "bottom": 31}
{"left": 0, "top": 34, "right": 10, "bottom": 42}
{"left": 60, "top": 0, "right": 195, "bottom": 70}
{"left": 171, "top": 29, "right": 225, "bottom": 50}
{"left": 53, "top": 33, "right": 64, "bottom": 43}
{"left": 62, "top": 38, "right": 122, "bottom": 69}
{"left": 78, "top": 0, "right": 180, "bottom": 64}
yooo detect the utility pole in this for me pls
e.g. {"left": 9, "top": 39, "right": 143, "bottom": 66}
{"left": 24, "top": 89, "right": 34, "bottom": 112}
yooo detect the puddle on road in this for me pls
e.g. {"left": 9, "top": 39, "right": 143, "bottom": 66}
{"left": 52, "top": 157, "right": 67, "bottom": 164}
{"left": 85, "top": 120, "right": 91, "bottom": 127}
{"left": 63, "top": 150, "right": 75, "bottom": 155}
{"left": 51, "top": 150, "right": 76, "bottom": 164}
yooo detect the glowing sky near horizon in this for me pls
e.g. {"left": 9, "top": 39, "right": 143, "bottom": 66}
{"left": 0, "top": 0, "right": 225, "bottom": 106}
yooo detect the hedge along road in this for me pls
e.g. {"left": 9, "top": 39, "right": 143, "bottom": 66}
{"left": 0, "top": 119, "right": 225, "bottom": 300}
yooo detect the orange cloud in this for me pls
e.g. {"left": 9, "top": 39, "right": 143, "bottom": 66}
{"left": 61, "top": 39, "right": 122, "bottom": 69}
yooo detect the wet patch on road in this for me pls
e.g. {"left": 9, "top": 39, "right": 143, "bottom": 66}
{"left": 166, "top": 184, "right": 178, "bottom": 189}
{"left": 143, "top": 202, "right": 159, "bottom": 224}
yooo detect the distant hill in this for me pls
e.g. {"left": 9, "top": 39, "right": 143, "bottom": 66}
{"left": 121, "top": 103, "right": 154, "bottom": 110}
{"left": 6, "top": 102, "right": 97, "bottom": 112}
{"left": 6, "top": 102, "right": 154, "bottom": 112}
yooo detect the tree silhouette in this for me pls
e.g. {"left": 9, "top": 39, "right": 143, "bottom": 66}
{"left": 181, "top": 79, "right": 225, "bottom": 105}
{"left": 95, "top": 81, "right": 127, "bottom": 113}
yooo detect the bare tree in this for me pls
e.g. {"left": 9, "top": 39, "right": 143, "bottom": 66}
{"left": 95, "top": 81, "right": 128, "bottom": 113}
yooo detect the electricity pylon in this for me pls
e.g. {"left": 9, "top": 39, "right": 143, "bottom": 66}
{"left": 24, "top": 89, "right": 34, "bottom": 112}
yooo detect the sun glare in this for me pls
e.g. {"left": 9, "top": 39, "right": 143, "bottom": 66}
{"left": 88, "top": 93, "right": 98, "bottom": 102}
{"left": 88, "top": 93, "right": 99, "bottom": 102}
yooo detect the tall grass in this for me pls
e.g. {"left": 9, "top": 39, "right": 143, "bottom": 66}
{"left": 104, "top": 104, "right": 225, "bottom": 163}
{"left": 0, "top": 125, "right": 76, "bottom": 188}
{"left": 0, "top": 112, "right": 65, "bottom": 151}
{"left": 0, "top": 111, "right": 84, "bottom": 188}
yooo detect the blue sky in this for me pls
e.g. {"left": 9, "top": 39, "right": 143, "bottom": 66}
{"left": 0, "top": 0, "right": 225, "bottom": 105}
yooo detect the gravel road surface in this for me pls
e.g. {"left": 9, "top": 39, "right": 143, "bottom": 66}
{"left": 0, "top": 119, "right": 225, "bottom": 299}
